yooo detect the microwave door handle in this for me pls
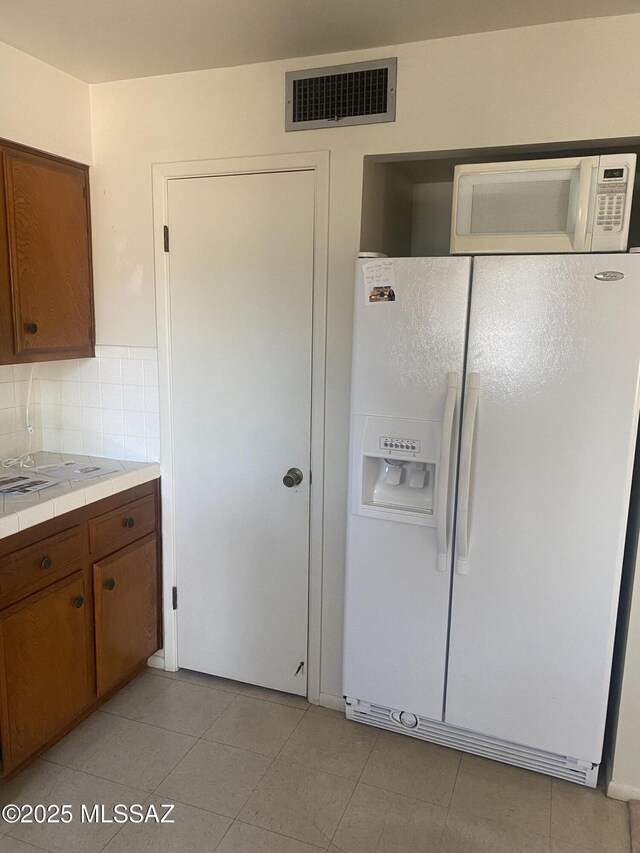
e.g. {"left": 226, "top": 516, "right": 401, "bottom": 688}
{"left": 436, "top": 372, "right": 459, "bottom": 572}
{"left": 572, "top": 159, "right": 593, "bottom": 251}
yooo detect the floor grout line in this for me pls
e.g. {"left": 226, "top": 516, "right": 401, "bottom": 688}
{"left": 326, "top": 724, "right": 381, "bottom": 851}
{"left": 15, "top": 670, "right": 631, "bottom": 853}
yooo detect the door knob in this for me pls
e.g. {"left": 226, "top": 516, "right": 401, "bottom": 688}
{"left": 283, "top": 468, "right": 303, "bottom": 488}
{"left": 106, "top": 578, "right": 116, "bottom": 591}
{"left": 25, "top": 322, "right": 38, "bottom": 335}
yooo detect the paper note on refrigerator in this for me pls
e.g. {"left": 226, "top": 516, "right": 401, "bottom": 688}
{"left": 363, "top": 259, "right": 396, "bottom": 303}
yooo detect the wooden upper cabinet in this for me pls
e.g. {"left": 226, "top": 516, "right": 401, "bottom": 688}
{"left": 0, "top": 141, "right": 95, "bottom": 364}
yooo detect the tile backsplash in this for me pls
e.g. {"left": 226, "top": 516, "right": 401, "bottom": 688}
{"left": 38, "top": 346, "right": 160, "bottom": 462}
{"left": 0, "top": 363, "right": 41, "bottom": 461}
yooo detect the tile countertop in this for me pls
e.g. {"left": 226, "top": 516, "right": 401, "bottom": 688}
{"left": 0, "top": 452, "right": 160, "bottom": 539}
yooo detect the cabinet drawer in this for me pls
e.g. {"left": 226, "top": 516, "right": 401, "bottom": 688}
{"left": 89, "top": 496, "right": 156, "bottom": 553}
{"left": 0, "top": 527, "right": 82, "bottom": 599}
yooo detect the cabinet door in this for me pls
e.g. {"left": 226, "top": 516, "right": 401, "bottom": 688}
{"left": 2, "top": 148, "right": 95, "bottom": 360}
{"left": 94, "top": 536, "right": 159, "bottom": 696}
{"left": 0, "top": 570, "right": 92, "bottom": 770}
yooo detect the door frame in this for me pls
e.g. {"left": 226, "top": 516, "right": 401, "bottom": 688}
{"left": 152, "top": 151, "right": 329, "bottom": 704}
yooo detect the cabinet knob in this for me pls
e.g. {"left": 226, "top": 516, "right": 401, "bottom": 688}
{"left": 25, "top": 322, "right": 38, "bottom": 335}
{"left": 41, "top": 555, "right": 52, "bottom": 570}
{"left": 73, "top": 595, "right": 84, "bottom": 609}
{"left": 106, "top": 578, "right": 116, "bottom": 591}
{"left": 123, "top": 517, "right": 135, "bottom": 529}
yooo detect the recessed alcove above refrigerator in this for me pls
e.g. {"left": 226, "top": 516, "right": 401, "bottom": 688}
{"left": 360, "top": 138, "right": 640, "bottom": 258}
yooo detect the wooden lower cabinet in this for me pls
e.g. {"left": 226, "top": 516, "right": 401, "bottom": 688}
{"left": 94, "top": 535, "right": 159, "bottom": 696}
{"left": 0, "top": 479, "right": 161, "bottom": 779}
{"left": 0, "top": 570, "right": 92, "bottom": 770}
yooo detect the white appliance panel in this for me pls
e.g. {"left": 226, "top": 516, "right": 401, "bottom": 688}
{"left": 450, "top": 154, "right": 636, "bottom": 254}
{"left": 446, "top": 255, "right": 640, "bottom": 761}
{"left": 343, "top": 257, "right": 471, "bottom": 719}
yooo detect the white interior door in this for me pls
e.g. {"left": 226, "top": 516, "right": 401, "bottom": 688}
{"left": 168, "top": 169, "right": 315, "bottom": 695}
{"left": 446, "top": 255, "right": 640, "bottom": 761}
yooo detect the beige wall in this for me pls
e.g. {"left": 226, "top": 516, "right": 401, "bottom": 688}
{"left": 0, "top": 40, "right": 91, "bottom": 163}
{"left": 89, "top": 13, "right": 640, "bottom": 703}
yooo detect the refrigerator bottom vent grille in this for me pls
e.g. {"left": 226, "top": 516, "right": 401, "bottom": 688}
{"left": 345, "top": 698, "right": 598, "bottom": 787}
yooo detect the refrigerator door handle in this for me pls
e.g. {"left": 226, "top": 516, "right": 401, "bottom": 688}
{"left": 436, "top": 371, "right": 459, "bottom": 572}
{"left": 455, "top": 372, "right": 481, "bottom": 575}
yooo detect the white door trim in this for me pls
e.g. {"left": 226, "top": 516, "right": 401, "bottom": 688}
{"left": 152, "top": 151, "right": 330, "bottom": 705}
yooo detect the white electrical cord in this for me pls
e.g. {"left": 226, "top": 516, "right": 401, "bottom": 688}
{"left": 2, "top": 365, "right": 35, "bottom": 468}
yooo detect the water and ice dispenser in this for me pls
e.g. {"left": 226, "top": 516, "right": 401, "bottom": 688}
{"left": 353, "top": 415, "right": 440, "bottom": 526}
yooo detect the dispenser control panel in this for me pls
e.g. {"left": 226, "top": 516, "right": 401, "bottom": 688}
{"left": 379, "top": 436, "right": 420, "bottom": 452}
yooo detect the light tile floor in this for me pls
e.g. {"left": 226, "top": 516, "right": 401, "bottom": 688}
{"left": 0, "top": 667, "right": 631, "bottom": 853}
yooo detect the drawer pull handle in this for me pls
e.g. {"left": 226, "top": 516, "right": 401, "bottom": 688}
{"left": 41, "top": 555, "right": 52, "bottom": 570}
{"left": 106, "top": 578, "right": 116, "bottom": 591}
{"left": 73, "top": 596, "right": 84, "bottom": 609}
{"left": 123, "top": 517, "right": 135, "bottom": 529}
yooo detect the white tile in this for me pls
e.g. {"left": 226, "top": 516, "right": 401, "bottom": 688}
{"left": 145, "top": 438, "right": 160, "bottom": 462}
{"left": 144, "top": 413, "right": 159, "bottom": 438}
{"left": 58, "top": 359, "right": 83, "bottom": 381}
{"left": 0, "top": 512, "right": 20, "bottom": 538}
{"left": 124, "top": 436, "right": 146, "bottom": 462}
{"left": 0, "top": 409, "right": 17, "bottom": 436}
{"left": 102, "top": 409, "right": 124, "bottom": 435}
{"left": 0, "top": 383, "right": 14, "bottom": 409}
{"left": 81, "top": 382, "right": 101, "bottom": 407}
{"left": 103, "top": 434, "right": 125, "bottom": 458}
{"left": 144, "top": 385, "right": 159, "bottom": 413}
{"left": 123, "top": 385, "right": 144, "bottom": 412}
{"left": 13, "top": 380, "right": 30, "bottom": 407}
{"left": 62, "top": 429, "right": 84, "bottom": 454}
{"left": 42, "top": 428, "right": 63, "bottom": 452}
{"left": 53, "top": 488, "right": 86, "bottom": 516}
{"left": 41, "top": 403, "right": 62, "bottom": 430}
{"left": 100, "top": 358, "right": 122, "bottom": 384}
{"left": 122, "top": 359, "right": 144, "bottom": 386}
{"left": 134, "top": 347, "right": 158, "bottom": 360}
{"left": 60, "top": 381, "right": 82, "bottom": 406}
{"left": 83, "top": 431, "right": 104, "bottom": 456}
{"left": 35, "top": 361, "right": 60, "bottom": 380}
{"left": 61, "top": 406, "right": 83, "bottom": 430}
{"left": 111, "top": 468, "right": 145, "bottom": 492}
{"left": 124, "top": 410, "right": 145, "bottom": 437}
{"left": 101, "top": 383, "right": 124, "bottom": 410}
{"left": 83, "top": 478, "right": 114, "bottom": 503}
{"left": 138, "top": 462, "right": 161, "bottom": 483}
{"left": 82, "top": 407, "right": 102, "bottom": 433}
{"left": 80, "top": 358, "right": 100, "bottom": 382}
{"left": 12, "top": 363, "right": 32, "bottom": 381}
{"left": 39, "top": 379, "right": 61, "bottom": 405}
{"left": 17, "top": 502, "right": 54, "bottom": 530}
{"left": 0, "top": 364, "right": 14, "bottom": 382}
{"left": 143, "top": 360, "right": 158, "bottom": 387}
{"left": 98, "top": 345, "right": 130, "bottom": 359}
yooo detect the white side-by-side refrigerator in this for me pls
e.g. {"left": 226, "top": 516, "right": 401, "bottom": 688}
{"left": 343, "top": 254, "right": 640, "bottom": 786}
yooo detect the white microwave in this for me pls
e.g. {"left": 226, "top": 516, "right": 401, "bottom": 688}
{"left": 450, "top": 154, "right": 636, "bottom": 254}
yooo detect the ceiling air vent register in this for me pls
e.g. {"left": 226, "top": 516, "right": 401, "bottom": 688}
{"left": 285, "top": 58, "right": 397, "bottom": 131}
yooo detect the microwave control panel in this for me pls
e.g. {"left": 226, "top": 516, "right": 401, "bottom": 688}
{"left": 595, "top": 165, "right": 630, "bottom": 234}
